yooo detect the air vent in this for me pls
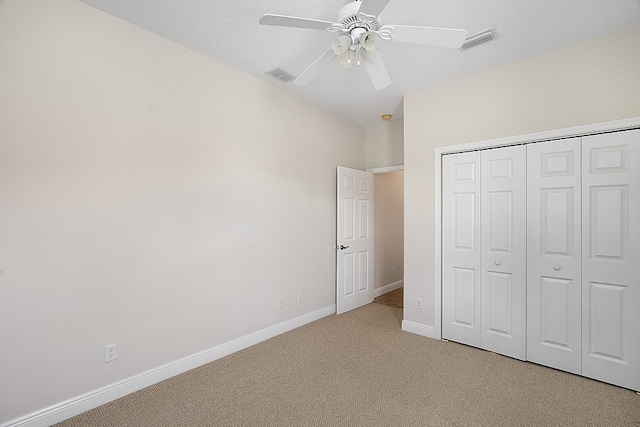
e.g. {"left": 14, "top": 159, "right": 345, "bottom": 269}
{"left": 265, "top": 67, "right": 296, "bottom": 83}
{"left": 459, "top": 28, "right": 498, "bottom": 51}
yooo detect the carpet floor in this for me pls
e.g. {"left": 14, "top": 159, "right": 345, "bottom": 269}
{"left": 57, "top": 304, "right": 640, "bottom": 426}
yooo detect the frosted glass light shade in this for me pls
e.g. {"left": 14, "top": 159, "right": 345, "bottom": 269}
{"left": 332, "top": 35, "right": 352, "bottom": 55}
{"left": 360, "top": 31, "right": 380, "bottom": 51}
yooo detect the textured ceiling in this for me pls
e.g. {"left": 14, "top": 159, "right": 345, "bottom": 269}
{"left": 79, "top": 0, "right": 640, "bottom": 125}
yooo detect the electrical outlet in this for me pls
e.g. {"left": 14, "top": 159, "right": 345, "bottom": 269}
{"left": 297, "top": 293, "right": 303, "bottom": 304}
{"left": 277, "top": 298, "right": 284, "bottom": 310}
{"left": 416, "top": 298, "right": 423, "bottom": 310}
{"left": 104, "top": 343, "right": 117, "bottom": 363}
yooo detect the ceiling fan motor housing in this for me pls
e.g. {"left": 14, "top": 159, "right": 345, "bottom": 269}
{"left": 337, "top": 1, "right": 380, "bottom": 34}
{"left": 334, "top": 0, "right": 384, "bottom": 54}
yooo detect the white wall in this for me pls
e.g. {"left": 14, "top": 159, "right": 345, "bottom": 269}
{"left": 373, "top": 171, "right": 404, "bottom": 290}
{"left": 403, "top": 26, "right": 640, "bottom": 328}
{"left": 364, "top": 118, "right": 404, "bottom": 169}
{"left": 0, "top": 0, "right": 364, "bottom": 422}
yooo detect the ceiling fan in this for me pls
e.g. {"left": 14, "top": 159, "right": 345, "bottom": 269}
{"left": 259, "top": 0, "right": 467, "bottom": 90}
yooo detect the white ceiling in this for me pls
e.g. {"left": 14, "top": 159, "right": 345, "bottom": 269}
{"left": 79, "top": 0, "right": 640, "bottom": 126}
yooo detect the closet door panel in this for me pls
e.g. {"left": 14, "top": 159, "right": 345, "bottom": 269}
{"left": 582, "top": 129, "right": 640, "bottom": 392}
{"left": 480, "top": 146, "right": 527, "bottom": 360}
{"left": 442, "top": 152, "right": 481, "bottom": 347}
{"left": 527, "top": 138, "right": 582, "bottom": 374}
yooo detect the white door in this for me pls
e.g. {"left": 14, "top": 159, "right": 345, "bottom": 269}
{"left": 480, "top": 146, "right": 527, "bottom": 360}
{"left": 581, "top": 129, "right": 640, "bottom": 391}
{"left": 336, "top": 166, "right": 374, "bottom": 314}
{"left": 442, "top": 151, "right": 482, "bottom": 347}
{"left": 527, "top": 138, "right": 582, "bottom": 374}
{"left": 443, "top": 147, "right": 527, "bottom": 359}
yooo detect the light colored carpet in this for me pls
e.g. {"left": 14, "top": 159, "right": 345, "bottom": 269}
{"left": 57, "top": 304, "right": 640, "bottom": 426}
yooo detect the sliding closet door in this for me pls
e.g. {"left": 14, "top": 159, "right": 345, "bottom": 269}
{"left": 581, "top": 129, "right": 640, "bottom": 391}
{"left": 442, "top": 151, "right": 481, "bottom": 347}
{"left": 480, "top": 146, "right": 527, "bottom": 360}
{"left": 526, "top": 138, "right": 582, "bottom": 374}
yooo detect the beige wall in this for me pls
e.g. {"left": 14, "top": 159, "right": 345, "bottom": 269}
{"left": 373, "top": 171, "right": 404, "bottom": 289}
{"left": 403, "top": 26, "right": 640, "bottom": 327}
{"left": 364, "top": 118, "right": 404, "bottom": 169}
{"left": 0, "top": 0, "right": 364, "bottom": 422}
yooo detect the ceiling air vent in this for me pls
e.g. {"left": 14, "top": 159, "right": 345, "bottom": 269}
{"left": 265, "top": 67, "right": 296, "bottom": 83}
{"left": 459, "top": 28, "right": 498, "bottom": 51}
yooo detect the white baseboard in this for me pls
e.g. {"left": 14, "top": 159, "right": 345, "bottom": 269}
{"left": 402, "top": 320, "right": 437, "bottom": 339}
{"left": 2, "top": 305, "right": 336, "bottom": 427}
{"left": 374, "top": 280, "right": 403, "bottom": 298}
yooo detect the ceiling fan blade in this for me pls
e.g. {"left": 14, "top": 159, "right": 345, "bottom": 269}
{"left": 388, "top": 25, "right": 467, "bottom": 48}
{"left": 357, "top": 0, "right": 391, "bottom": 18}
{"left": 259, "top": 14, "right": 336, "bottom": 31}
{"left": 293, "top": 48, "right": 338, "bottom": 87}
{"left": 364, "top": 54, "right": 392, "bottom": 91}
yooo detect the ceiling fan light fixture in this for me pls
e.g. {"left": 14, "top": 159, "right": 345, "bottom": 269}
{"left": 360, "top": 31, "right": 381, "bottom": 51}
{"left": 332, "top": 35, "right": 352, "bottom": 55}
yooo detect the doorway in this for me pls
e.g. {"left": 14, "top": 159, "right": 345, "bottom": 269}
{"left": 373, "top": 287, "right": 403, "bottom": 308}
{"left": 335, "top": 166, "right": 404, "bottom": 313}
{"left": 372, "top": 168, "right": 404, "bottom": 309}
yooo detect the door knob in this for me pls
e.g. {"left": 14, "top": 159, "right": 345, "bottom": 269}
{"left": 339, "top": 245, "right": 350, "bottom": 250}
{"left": 553, "top": 265, "right": 561, "bottom": 271}
{"left": 495, "top": 261, "right": 501, "bottom": 266}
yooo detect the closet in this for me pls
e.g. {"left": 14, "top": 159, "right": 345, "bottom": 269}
{"left": 441, "top": 128, "right": 640, "bottom": 391}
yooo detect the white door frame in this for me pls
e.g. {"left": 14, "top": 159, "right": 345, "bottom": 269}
{"left": 433, "top": 117, "right": 640, "bottom": 340}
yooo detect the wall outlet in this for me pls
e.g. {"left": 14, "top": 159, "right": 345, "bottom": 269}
{"left": 416, "top": 298, "right": 423, "bottom": 310}
{"left": 297, "top": 293, "right": 303, "bottom": 304}
{"left": 104, "top": 343, "right": 117, "bottom": 363}
{"left": 277, "top": 298, "right": 284, "bottom": 310}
